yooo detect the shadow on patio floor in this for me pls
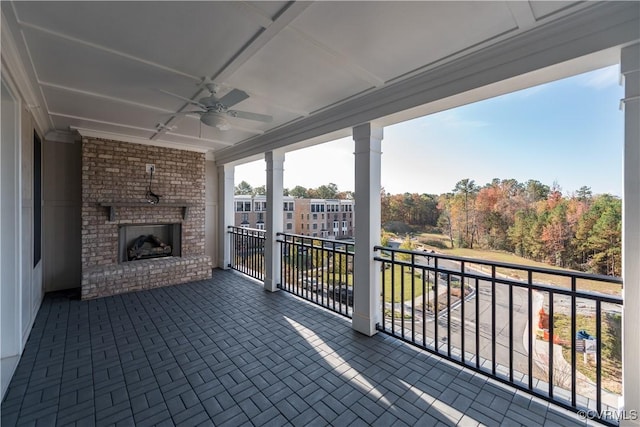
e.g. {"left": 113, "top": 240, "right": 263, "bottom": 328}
{"left": 1, "top": 269, "right": 590, "bottom": 426}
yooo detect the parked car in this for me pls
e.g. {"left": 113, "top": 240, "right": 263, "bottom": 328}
{"left": 328, "top": 285, "right": 353, "bottom": 306}
{"left": 303, "top": 278, "right": 321, "bottom": 292}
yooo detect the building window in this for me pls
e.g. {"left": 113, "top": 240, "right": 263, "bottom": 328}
{"left": 286, "top": 223, "right": 292, "bottom": 230}
{"left": 236, "top": 201, "right": 252, "bottom": 212}
{"left": 242, "top": 213, "right": 249, "bottom": 222}
{"left": 312, "top": 223, "right": 317, "bottom": 230}
{"left": 286, "top": 212, "right": 292, "bottom": 220}
{"left": 258, "top": 212, "right": 264, "bottom": 221}
{"left": 312, "top": 213, "right": 317, "bottom": 220}
{"left": 284, "top": 201, "right": 294, "bottom": 211}
{"left": 256, "top": 223, "right": 265, "bottom": 230}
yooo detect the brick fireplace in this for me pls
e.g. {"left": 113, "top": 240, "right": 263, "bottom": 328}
{"left": 81, "top": 138, "right": 211, "bottom": 299}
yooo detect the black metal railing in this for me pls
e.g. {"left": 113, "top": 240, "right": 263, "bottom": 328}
{"left": 374, "top": 245, "right": 623, "bottom": 426}
{"left": 277, "top": 233, "right": 354, "bottom": 318}
{"left": 228, "top": 226, "right": 265, "bottom": 280}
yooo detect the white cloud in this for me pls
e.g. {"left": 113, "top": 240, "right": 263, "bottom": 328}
{"left": 419, "top": 110, "right": 489, "bottom": 129}
{"left": 577, "top": 65, "right": 619, "bottom": 90}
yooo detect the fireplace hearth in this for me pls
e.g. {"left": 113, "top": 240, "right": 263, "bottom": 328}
{"left": 118, "top": 223, "right": 181, "bottom": 263}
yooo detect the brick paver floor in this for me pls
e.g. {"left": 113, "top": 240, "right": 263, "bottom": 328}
{"left": 1, "top": 269, "right": 594, "bottom": 426}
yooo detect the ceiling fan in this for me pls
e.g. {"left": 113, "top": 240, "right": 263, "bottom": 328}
{"left": 162, "top": 83, "right": 272, "bottom": 131}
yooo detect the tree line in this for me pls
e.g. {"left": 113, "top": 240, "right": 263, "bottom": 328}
{"left": 382, "top": 178, "right": 621, "bottom": 277}
{"left": 235, "top": 181, "right": 353, "bottom": 199}
{"left": 236, "top": 179, "right": 621, "bottom": 276}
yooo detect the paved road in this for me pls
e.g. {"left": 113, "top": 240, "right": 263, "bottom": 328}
{"left": 385, "top": 251, "right": 532, "bottom": 378}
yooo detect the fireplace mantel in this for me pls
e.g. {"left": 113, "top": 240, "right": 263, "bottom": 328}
{"left": 100, "top": 201, "right": 192, "bottom": 221}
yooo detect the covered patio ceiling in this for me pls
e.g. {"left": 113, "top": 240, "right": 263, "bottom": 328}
{"left": 1, "top": 1, "right": 638, "bottom": 163}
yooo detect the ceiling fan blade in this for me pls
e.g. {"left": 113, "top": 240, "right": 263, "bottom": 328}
{"left": 172, "top": 110, "right": 204, "bottom": 115}
{"left": 227, "top": 110, "right": 273, "bottom": 123}
{"left": 218, "top": 89, "right": 249, "bottom": 107}
{"left": 160, "top": 90, "right": 206, "bottom": 108}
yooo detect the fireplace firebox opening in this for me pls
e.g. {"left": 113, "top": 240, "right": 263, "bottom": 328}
{"left": 118, "top": 223, "right": 181, "bottom": 263}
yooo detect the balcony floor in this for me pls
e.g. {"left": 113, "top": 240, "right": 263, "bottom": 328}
{"left": 1, "top": 269, "right": 593, "bottom": 426}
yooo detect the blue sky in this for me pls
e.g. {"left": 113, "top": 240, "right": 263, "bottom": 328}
{"left": 235, "top": 64, "right": 623, "bottom": 197}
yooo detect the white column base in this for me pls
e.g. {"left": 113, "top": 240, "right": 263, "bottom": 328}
{"left": 352, "top": 312, "right": 378, "bottom": 336}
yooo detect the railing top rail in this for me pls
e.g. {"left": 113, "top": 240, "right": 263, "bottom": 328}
{"left": 228, "top": 225, "right": 266, "bottom": 234}
{"left": 277, "top": 232, "right": 355, "bottom": 246}
{"left": 374, "top": 245, "right": 622, "bottom": 285}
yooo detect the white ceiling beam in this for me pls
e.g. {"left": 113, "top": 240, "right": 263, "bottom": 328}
{"left": 39, "top": 81, "right": 176, "bottom": 114}
{"left": 164, "top": 131, "right": 235, "bottom": 147}
{"left": 17, "top": 21, "right": 201, "bottom": 82}
{"left": 72, "top": 127, "right": 210, "bottom": 153}
{"left": 233, "top": 2, "right": 275, "bottom": 29}
{"left": 212, "top": 1, "right": 313, "bottom": 83}
{"left": 1, "top": 10, "right": 52, "bottom": 133}
{"left": 153, "top": 1, "right": 312, "bottom": 141}
{"left": 506, "top": 2, "right": 537, "bottom": 31}
{"left": 50, "top": 111, "right": 158, "bottom": 133}
{"left": 286, "top": 26, "right": 385, "bottom": 87}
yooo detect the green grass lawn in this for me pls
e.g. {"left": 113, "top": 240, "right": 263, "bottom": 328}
{"left": 553, "top": 313, "right": 622, "bottom": 394}
{"left": 282, "top": 263, "right": 428, "bottom": 304}
{"left": 382, "top": 264, "right": 429, "bottom": 303}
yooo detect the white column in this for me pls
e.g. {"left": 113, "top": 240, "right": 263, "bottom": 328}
{"left": 204, "top": 158, "right": 218, "bottom": 265}
{"left": 352, "top": 123, "right": 383, "bottom": 336}
{"left": 621, "top": 43, "right": 640, "bottom": 427}
{"left": 264, "top": 151, "right": 285, "bottom": 292}
{"left": 217, "top": 164, "right": 234, "bottom": 269}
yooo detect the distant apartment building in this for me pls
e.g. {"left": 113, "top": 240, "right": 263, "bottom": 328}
{"left": 234, "top": 195, "right": 295, "bottom": 231}
{"left": 294, "top": 198, "right": 354, "bottom": 239}
{"left": 233, "top": 195, "right": 354, "bottom": 239}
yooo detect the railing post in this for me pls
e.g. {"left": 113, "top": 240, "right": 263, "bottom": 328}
{"left": 264, "top": 150, "right": 285, "bottom": 292}
{"left": 217, "top": 164, "right": 234, "bottom": 269}
{"left": 622, "top": 42, "right": 640, "bottom": 427}
{"left": 352, "top": 123, "right": 383, "bottom": 336}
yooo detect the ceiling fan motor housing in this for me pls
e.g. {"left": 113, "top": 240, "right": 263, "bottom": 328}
{"left": 201, "top": 112, "right": 231, "bottom": 130}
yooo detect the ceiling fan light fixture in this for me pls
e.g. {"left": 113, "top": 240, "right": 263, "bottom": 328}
{"left": 201, "top": 112, "right": 231, "bottom": 131}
